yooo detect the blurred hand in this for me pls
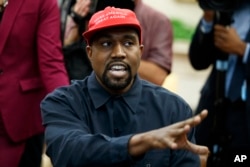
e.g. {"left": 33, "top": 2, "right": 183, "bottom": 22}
{"left": 200, "top": 152, "right": 209, "bottom": 167}
{"left": 214, "top": 25, "right": 246, "bottom": 56}
{"left": 64, "top": 0, "right": 91, "bottom": 46}
{"left": 129, "top": 110, "right": 209, "bottom": 157}
{"left": 72, "top": 0, "right": 91, "bottom": 17}
{"left": 203, "top": 10, "right": 214, "bottom": 22}
{"left": 147, "top": 110, "right": 209, "bottom": 154}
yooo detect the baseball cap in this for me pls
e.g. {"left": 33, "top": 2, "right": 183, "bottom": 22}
{"left": 82, "top": 6, "right": 142, "bottom": 45}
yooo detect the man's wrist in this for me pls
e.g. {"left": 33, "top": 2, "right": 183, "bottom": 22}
{"left": 128, "top": 133, "right": 152, "bottom": 157}
{"left": 70, "top": 9, "right": 84, "bottom": 25}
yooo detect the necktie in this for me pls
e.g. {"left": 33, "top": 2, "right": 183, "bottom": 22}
{"left": 227, "top": 57, "right": 244, "bottom": 101}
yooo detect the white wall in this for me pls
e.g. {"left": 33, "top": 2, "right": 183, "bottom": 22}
{"left": 143, "top": 0, "right": 203, "bottom": 54}
{"left": 143, "top": 0, "right": 202, "bottom": 27}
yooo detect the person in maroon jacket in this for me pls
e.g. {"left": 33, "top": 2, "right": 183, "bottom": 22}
{"left": 0, "top": 0, "right": 70, "bottom": 166}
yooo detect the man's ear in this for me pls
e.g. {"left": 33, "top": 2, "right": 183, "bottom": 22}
{"left": 86, "top": 45, "right": 92, "bottom": 60}
{"left": 139, "top": 44, "right": 144, "bottom": 58}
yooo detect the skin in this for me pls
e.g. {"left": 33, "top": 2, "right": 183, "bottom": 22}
{"left": 86, "top": 27, "right": 143, "bottom": 95}
{"left": 64, "top": 0, "right": 91, "bottom": 46}
{"left": 72, "top": 0, "right": 91, "bottom": 17}
{"left": 86, "top": 27, "right": 209, "bottom": 159}
{"left": 129, "top": 110, "right": 209, "bottom": 157}
{"left": 214, "top": 25, "right": 246, "bottom": 56}
{"left": 0, "top": 0, "right": 5, "bottom": 5}
{"left": 138, "top": 60, "right": 168, "bottom": 86}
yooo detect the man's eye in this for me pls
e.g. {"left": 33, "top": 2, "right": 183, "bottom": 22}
{"left": 124, "top": 41, "right": 133, "bottom": 46}
{"left": 101, "top": 41, "right": 111, "bottom": 47}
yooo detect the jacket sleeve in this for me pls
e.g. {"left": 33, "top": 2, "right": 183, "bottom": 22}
{"left": 188, "top": 20, "right": 217, "bottom": 70}
{"left": 37, "top": 0, "right": 69, "bottom": 93}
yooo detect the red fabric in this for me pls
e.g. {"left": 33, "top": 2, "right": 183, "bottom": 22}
{"left": 0, "top": 127, "right": 25, "bottom": 166}
{"left": 83, "top": 6, "right": 142, "bottom": 44}
{"left": 0, "top": 0, "right": 69, "bottom": 146}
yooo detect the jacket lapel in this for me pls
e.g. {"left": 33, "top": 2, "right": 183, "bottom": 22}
{"left": 0, "top": 0, "right": 23, "bottom": 54}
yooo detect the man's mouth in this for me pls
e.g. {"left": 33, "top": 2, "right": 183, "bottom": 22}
{"left": 108, "top": 63, "right": 128, "bottom": 78}
{"left": 110, "top": 65, "right": 126, "bottom": 71}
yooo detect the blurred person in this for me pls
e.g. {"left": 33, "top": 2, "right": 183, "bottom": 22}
{"left": 189, "top": 0, "right": 250, "bottom": 166}
{"left": 41, "top": 6, "right": 209, "bottom": 167}
{"left": 60, "top": 0, "right": 173, "bottom": 85}
{"left": 0, "top": 0, "right": 69, "bottom": 166}
{"left": 60, "top": 0, "right": 93, "bottom": 80}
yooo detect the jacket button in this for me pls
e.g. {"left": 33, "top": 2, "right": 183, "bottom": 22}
{"left": 0, "top": 69, "right": 3, "bottom": 75}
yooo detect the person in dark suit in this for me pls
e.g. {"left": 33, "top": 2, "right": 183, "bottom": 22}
{"left": 0, "top": 0, "right": 69, "bottom": 166}
{"left": 188, "top": 0, "right": 250, "bottom": 166}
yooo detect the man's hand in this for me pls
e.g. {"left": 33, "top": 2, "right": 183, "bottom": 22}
{"left": 214, "top": 25, "right": 246, "bottom": 56}
{"left": 73, "top": 0, "right": 91, "bottom": 17}
{"left": 129, "top": 110, "right": 209, "bottom": 157}
{"left": 64, "top": 0, "right": 91, "bottom": 46}
{"left": 203, "top": 10, "right": 214, "bottom": 22}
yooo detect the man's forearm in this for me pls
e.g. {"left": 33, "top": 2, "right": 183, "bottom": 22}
{"left": 138, "top": 60, "right": 168, "bottom": 85}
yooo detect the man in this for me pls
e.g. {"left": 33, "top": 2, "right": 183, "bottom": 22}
{"left": 60, "top": 0, "right": 173, "bottom": 85}
{"left": 41, "top": 7, "right": 208, "bottom": 167}
{"left": 0, "top": 0, "right": 69, "bottom": 166}
{"left": 189, "top": 0, "right": 250, "bottom": 166}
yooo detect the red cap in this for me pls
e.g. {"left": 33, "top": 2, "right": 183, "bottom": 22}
{"left": 82, "top": 6, "right": 142, "bottom": 45}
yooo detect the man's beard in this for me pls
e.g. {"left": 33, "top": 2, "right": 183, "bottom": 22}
{"left": 102, "top": 65, "right": 132, "bottom": 90}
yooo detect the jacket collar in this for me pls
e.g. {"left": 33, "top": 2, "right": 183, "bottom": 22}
{"left": 0, "top": 0, "right": 23, "bottom": 54}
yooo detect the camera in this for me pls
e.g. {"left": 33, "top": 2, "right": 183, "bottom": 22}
{"left": 198, "top": 0, "right": 241, "bottom": 12}
{"left": 89, "top": 0, "right": 135, "bottom": 15}
{"left": 198, "top": 0, "right": 243, "bottom": 26}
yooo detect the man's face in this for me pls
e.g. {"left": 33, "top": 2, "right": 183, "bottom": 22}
{"left": 86, "top": 27, "right": 143, "bottom": 94}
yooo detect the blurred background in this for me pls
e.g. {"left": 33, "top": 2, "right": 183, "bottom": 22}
{"left": 144, "top": 0, "right": 212, "bottom": 110}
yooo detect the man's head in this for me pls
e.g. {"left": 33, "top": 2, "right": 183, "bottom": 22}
{"left": 82, "top": 7, "right": 143, "bottom": 94}
{"left": 83, "top": 6, "right": 142, "bottom": 45}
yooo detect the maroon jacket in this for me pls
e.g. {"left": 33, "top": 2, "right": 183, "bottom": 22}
{"left": 0, "top": 0, "right": 69, "bottom": 143}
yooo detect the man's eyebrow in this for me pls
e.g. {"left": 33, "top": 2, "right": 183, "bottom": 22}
{"left": 123, "top": 34, "right": 138, "bottom": 40}
{"left": 97, "top": 34, "right": 138, "bottom": 41}
{"left": 91, "top": 33, "right": 111, "bottom": 43}
{"left": 96, "top": 33, "right": 112, "bottom": 39}
{"left": 91, "top": 32, "right": 139, "bottom": 44}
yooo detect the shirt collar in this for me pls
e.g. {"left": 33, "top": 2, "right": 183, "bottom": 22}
{"left": 88, "top": 72, "right": 142, "bottom": 113}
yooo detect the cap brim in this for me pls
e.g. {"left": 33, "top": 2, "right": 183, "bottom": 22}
{"left": 82, "top": 23, "right": 141, "bottom": 44}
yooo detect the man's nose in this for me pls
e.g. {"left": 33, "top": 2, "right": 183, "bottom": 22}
{"left": 111, "top": 43, "right": 126, "bottom": 58}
